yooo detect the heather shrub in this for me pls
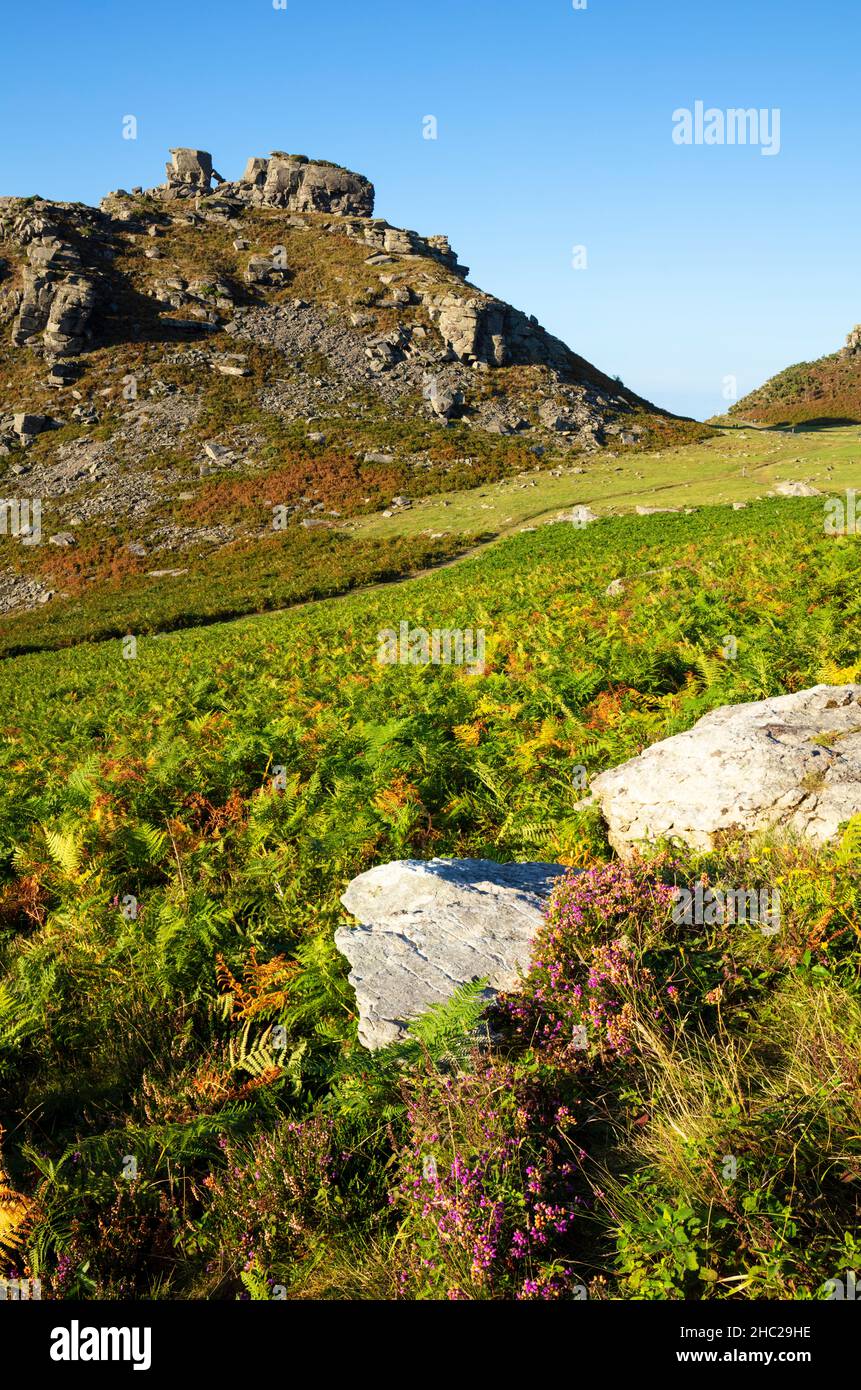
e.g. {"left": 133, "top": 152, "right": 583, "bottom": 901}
{"left": 503, "top": 858, "right": 683, "bottom": 1060}
{"left": 189, "top": 1112, "right": 394, "bottom": 1296}
{"left": 391, "top": 1059, "right": 590, "bottom": 1300}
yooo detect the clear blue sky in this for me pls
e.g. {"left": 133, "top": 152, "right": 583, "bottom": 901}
{"left": 2, "top": 0, "right": 858, "bottom": 419}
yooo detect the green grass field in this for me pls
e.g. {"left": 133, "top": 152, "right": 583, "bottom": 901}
{"left": 0, "top": 528, "right": 479, "bottom": 660}
{"left": 1, "top": 494, "right": 859, "bottom": 1300}
{"left": 3, "top": 420, "right": 859, "bottom": 663}
{"left": 351, "top": 420, "right": 861, "bottom": 539}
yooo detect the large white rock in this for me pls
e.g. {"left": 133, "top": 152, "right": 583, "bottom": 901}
{"left": 774, "top": 480, "right": 821, "bottom": 498}
{"left": 336, "top": 858, "right": 567, "bottom": 1050}
{"left": 591, "top": 684, "right": 861, "bottom": 855}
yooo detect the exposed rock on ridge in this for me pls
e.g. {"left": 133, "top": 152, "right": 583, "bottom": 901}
{"left": 0, "top": 143, "right": 687, "bottom": 613}
{"left": 2, "top": 206, "right": 101, "bottom": 358}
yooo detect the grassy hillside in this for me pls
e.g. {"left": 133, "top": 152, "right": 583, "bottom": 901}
{"left": 1, "top": 497, "right": 859, "bottom": 1300}
{"left": 352, "top": 419, "right": 861, "bottom": 538}
{"left": 730, "top": 339, "right": 861, "bottom": 426}
{"left": 5, "top": 417, "right": 861, "bottom": 658}
{"left": 0, "top": 528, "right": 479, "bottom": 659}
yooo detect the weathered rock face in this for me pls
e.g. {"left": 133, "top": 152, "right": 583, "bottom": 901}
{"left": 42, "top": 275, "right": 98, "bottom": 355}
{"left": 26, "top": 235, "right": 80, "bottom": 272}
{"left": 0, "top": 144, "right": 665, "bottom": 538}
{"left": 336, "top": 857, "right": 567, "bottom": 1049}
{"left": 14, "top": 266, "right": 98, "bottom": 357}
{"left": 10, "top": 271, "right": 54, "bottom": 345}
{"left": 242, "top": 156, "right": 268, "bottom": 185}
{"left": 213, "top": 152, "right": 375, "bottom": 217}
{"left": 422, "top": 289, "right": 576, "bottom": 370}
{"left": 261, "top": 154, "right": 374, "bottom": 216}
{"left": 5, "top": 213, "right": 100, "bottom": 357}
{"left": 591, "top": 685, "right": 861, "bottom": 855}
{"left": 164, "top": 148, "right": 218, "bottom": 196}
{"left": 159, "top": 149, "right": 374, "bottom": 217}
{"left": 843, "top": 325, "right": 861, "bottom": 356}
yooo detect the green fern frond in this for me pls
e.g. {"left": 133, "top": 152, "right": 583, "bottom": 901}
{"left": 472, "top": 761, "right": 507, "bottom": 805}
{"left": 405, "top": 979, "right": 491, "bottom": 1061}
{"left": 42, "top": 826, "right": 83, "bottom": 876}
{"left": 837, "top": 814, "right": 861, "bottom": 864}
{"left": 228, "top": 1019, "right": 280, "bottom": 1079}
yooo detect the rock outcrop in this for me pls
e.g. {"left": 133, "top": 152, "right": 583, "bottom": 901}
{"left": 0, "top": 145, "right": 659, "bottom": 407}
{"left": 0, "top": 143, "right": 682, "bottom": 614}
{"left": 164, "top": 148, "right": 224, "bottom": 197}
{"left": 3, "top": 211, "right": 100, "bottom": 358}
{"left": 842, "top": 325, "right": 861, "bottom": 356}
{"left": 41, "top": 275, "right": 98, "bottom": 356}
{"left": 258, "top": 153, "right": 374, "bottom": 216}
{"left": 177, "top": 149, "right": 375, "bottom": 217}
{"left": 591, "top": 685, "right": 861, "bottom": 855}
{"left": 336, "top": 857, "right": 567, "bottom": 1049}
{"left": 425, "top": 290, "right": 571, "bottom": 370}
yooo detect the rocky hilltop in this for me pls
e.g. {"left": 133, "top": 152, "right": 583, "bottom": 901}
{"left": 0, "top": 146, "right": 694, "bottom": 619}
{"left": 1, "top": 144, "right": 657, "bottom": 403}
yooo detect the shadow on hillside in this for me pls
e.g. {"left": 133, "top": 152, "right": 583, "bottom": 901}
{"left": 771, "top": 417, "right": 861, "bottom": 431}
{"left": 93, "top": 280, "right": 225, "bottom": 350}
{"left": 715, "top": 417, "right": 861, "bottom": 433}
{"left": 89, "top": 258, "right": 256, "bottom": 352}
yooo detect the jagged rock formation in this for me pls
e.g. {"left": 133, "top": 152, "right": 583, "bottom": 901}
{"left": 1, "top": 144, "right": 668, "bottom": 416}
{"left": 164, "top": 148, "right": 224, "bottom": 197}
{"left": 591, "top": 685, "right": 861, "bottom": 855}
{"left": 136, "top": 149, "right": 637, "bottom": 385}
{"left": 234, "top": 152, "right": 375, "bottom": 216}
{"left": 336, "top": 858, "right": 567, "bottom": 1049}
{"left": 0, "top": 204, "right": 100, "bottom": 359}
{"left": 156, "top": 148, "right": 375, "bottom": 217}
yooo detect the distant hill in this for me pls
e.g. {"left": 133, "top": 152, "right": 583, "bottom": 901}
{"left": 730, "top": 326, "right": 861, "bottom": 425}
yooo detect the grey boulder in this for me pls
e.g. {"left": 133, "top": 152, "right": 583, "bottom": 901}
{"left": 12, "top": 412, "right": 58, "bottom": 439}
{"left": 774, "top": 480, "right": 821, "bottom": 498}
{"left": 591, "top": 684, "right": 861, "bottom": 855}
{"left": 336, "top": 857, "right": 568, "bottom": 1050}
